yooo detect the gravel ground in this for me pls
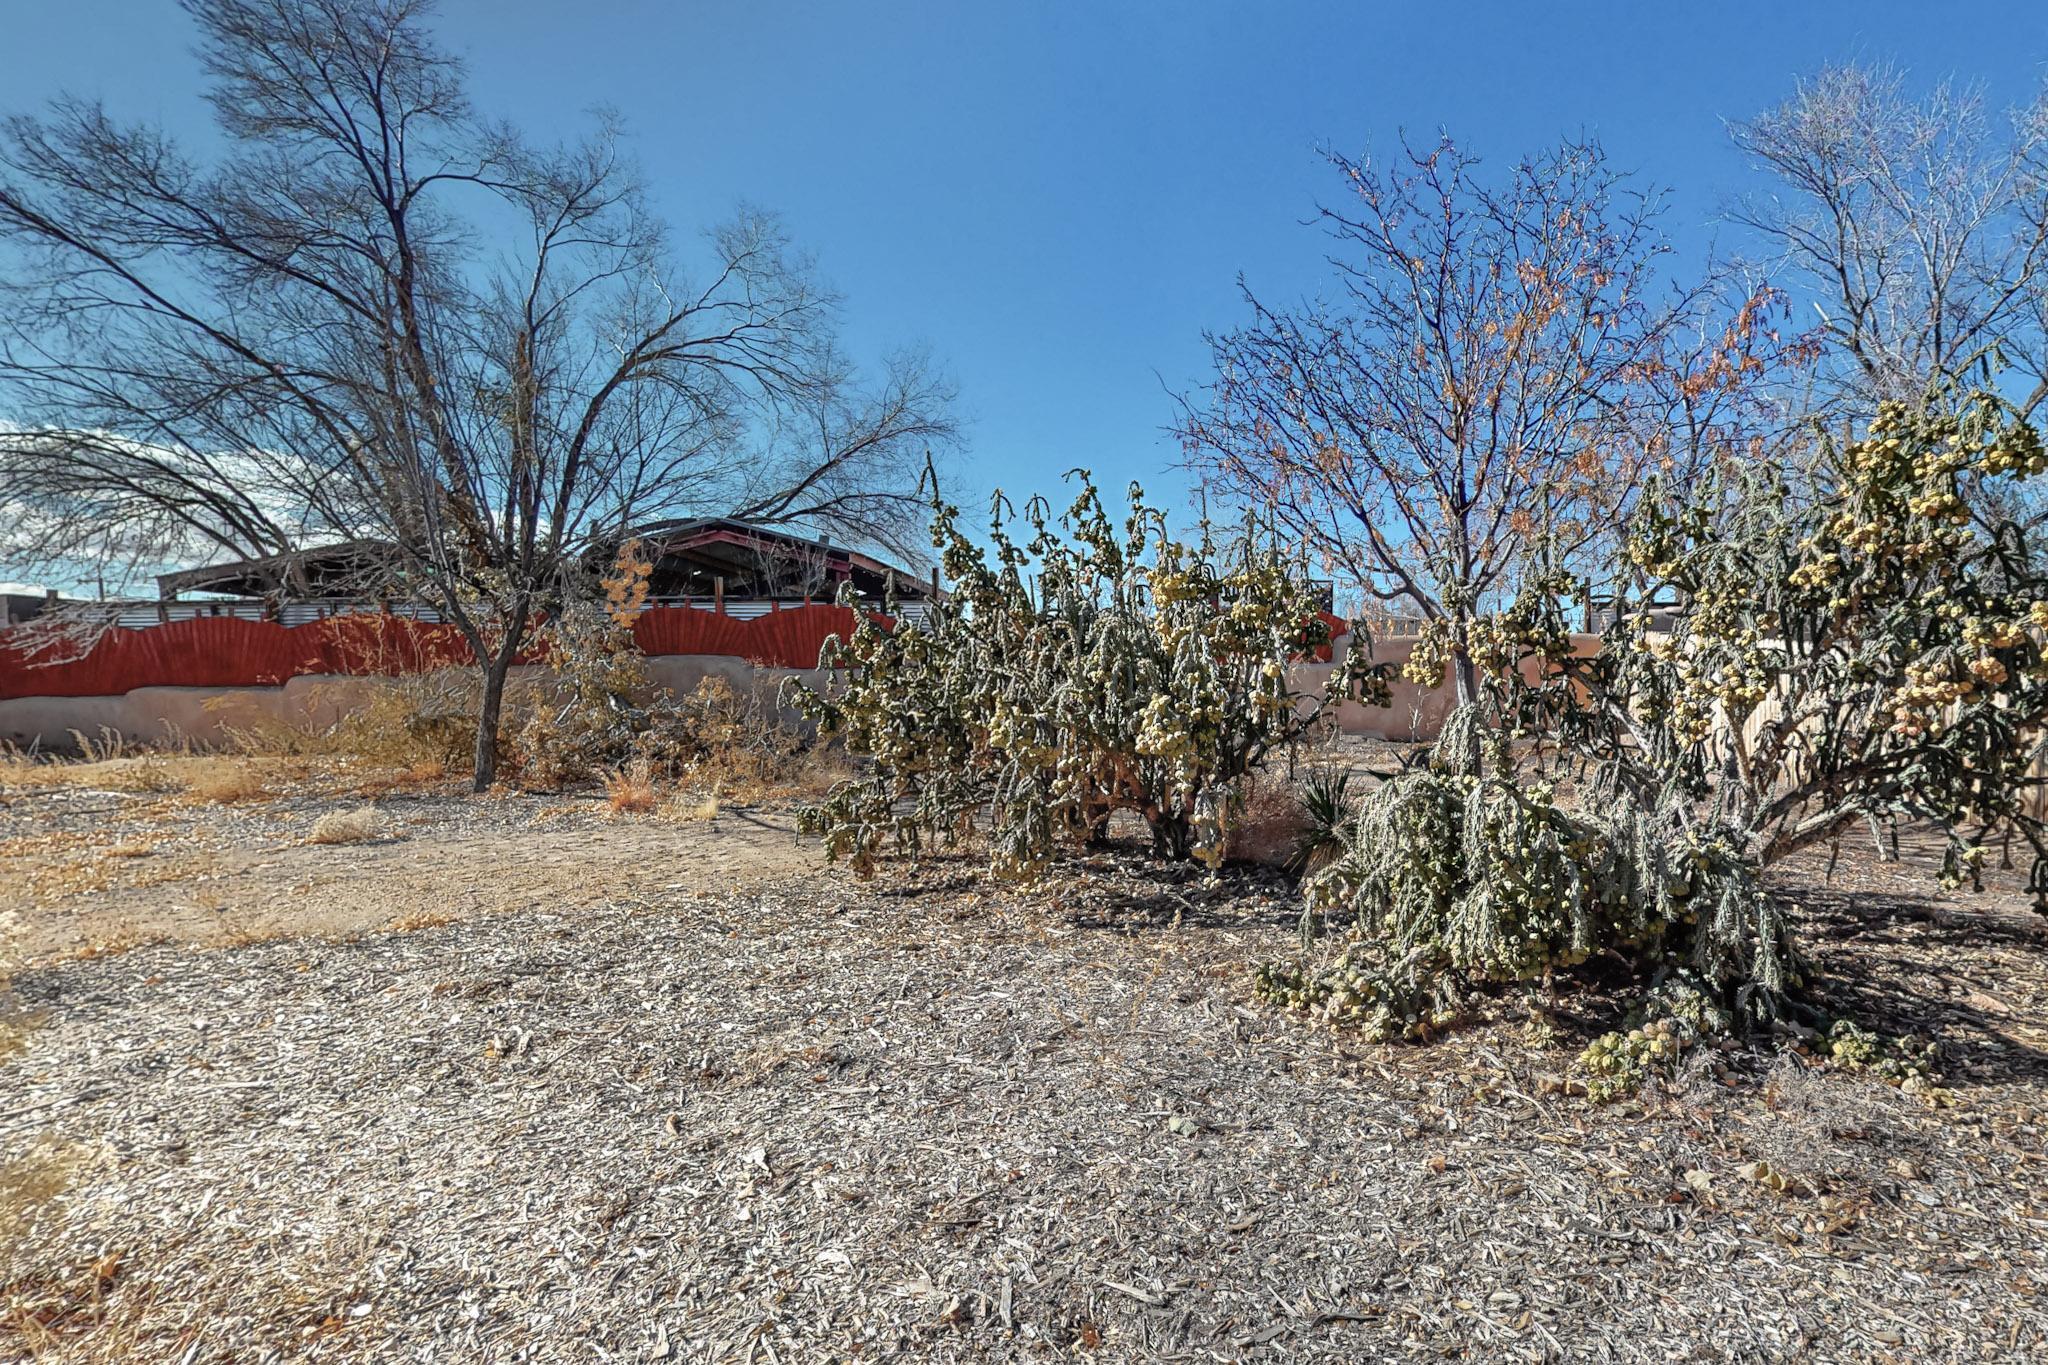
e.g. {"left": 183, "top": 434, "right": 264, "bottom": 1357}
{"left": 0, "top": 767, "right": 811, "bottom": 961}
{"left": 3, "top": 845, "right": 2045, "bottom": 1363}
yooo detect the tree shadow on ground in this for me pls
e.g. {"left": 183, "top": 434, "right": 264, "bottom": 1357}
{"left": 1061, "top": 885, "right": 1305, "bottom": 935}
{"left": 1049, "top": 847, "right": 1304, "bottom": 934}
{"left": 1779, "top": 882, "right": 2048, "bottom": 1086}
{"left": 852, "top": 835, "right": 1306, "bottom": 932}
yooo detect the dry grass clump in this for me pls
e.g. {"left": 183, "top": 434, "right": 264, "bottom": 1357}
{"left": 384, "top": 910, "right": 456, "bottom": 934}
{"left": 175, "top": 758, "right": 271, "bottom": 805}
{"left": 0, "top": 1009, "right": 34, "bottom": 1064}
{"left": 603, "top": 759, "right": 658, "bottom": 814}
{"left": 0, "top": 909, "right": 34, "bottom": 1062}
{"left": 0, "top": 1140, "right": 99, "bottom": 1262}
{"left": 222, "top": 670, "right": 490, "bottom": 771}
{"left": 307, "top": 806, "right": 386, "bottom": 845}
{"left": 0, "top": 750, "right": 181, "bottom": 796}
{"left": 0, "top": 1256, "right": 123, "bottom": 1353}
{"left": 665, "top": 794, "right": 721, "bottom": 823}
{"left": 70, "top": 930, "right": 171, "bottom": 961}
{"left": 348, "top": 759, "right": 450, "bottom": 799}
{"left": 0, "top": 736, "right": 313, "bottom": 806}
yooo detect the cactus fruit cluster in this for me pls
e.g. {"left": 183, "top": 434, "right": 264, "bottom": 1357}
{"left": 790, "top": 474, "right": 1389, "bottom": 877}
{"left": 1578, "top": 1016, "right": 1696, "bottom": 1102}
{"left": 1815, "top": 1019, "right": 1946, "bottom": 1097}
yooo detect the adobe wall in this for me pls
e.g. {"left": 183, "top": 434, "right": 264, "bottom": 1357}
{"left": 1310, "top": 631, "right": 1606, "bottom": 741}
{"left": 0, "top": 660, "right": 830, "bottom": 753}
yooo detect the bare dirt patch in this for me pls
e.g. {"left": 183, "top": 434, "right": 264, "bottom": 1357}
{"left": 0, "top": 768, "right": 811, "bottom": 961}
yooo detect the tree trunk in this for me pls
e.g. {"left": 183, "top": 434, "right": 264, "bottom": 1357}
{"left": 472, "top": 654, "right": 512, "bottom": 793}
{"left": 469, "top": 605, "right": 531, "bottom": 793}
{"left": 1452, "top": 648, "right": 1479, "bottom": 707}
{"left": 1450, "top": 611, "right": 1479, "bottom": 707}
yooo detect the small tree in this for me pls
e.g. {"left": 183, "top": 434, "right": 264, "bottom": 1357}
{"left": 1178, "top": 134, "right": 1787, "bottom": 701}
{"left": 792, "top": 476, "right": 1389, "bottom": 877}
{"left": 0, "top": 0, "right": 953, "bottom": 788}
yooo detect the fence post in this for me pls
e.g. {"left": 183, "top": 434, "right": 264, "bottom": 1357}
{"left": 714, "top": 577, "right": 725, "bottom": 616}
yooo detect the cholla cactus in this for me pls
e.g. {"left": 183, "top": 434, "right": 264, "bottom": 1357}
{"left": 1265, "top": 704, "right": 1795, "bottom": 1038}
{"left": 791, "top": 474, "right": 1389, "bottom": 877}
{"left": 1271, "top": 386, "right": 2048, "bottom": 1050}
{"left": 1512, "top": 388, "right": 2048, "bottom": 908}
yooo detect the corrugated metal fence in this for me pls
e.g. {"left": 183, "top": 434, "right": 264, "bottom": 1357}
{"left": 0, "top": 600, "right": 927, "bottom": 701}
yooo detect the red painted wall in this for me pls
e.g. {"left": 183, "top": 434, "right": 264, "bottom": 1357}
{"left": 0, "top": 604, "right": 869, "bottom": 701}
{"left": 0, "top": 603, "right": 1343, "bottom": 701}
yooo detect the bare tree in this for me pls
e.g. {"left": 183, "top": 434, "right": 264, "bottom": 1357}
{"left": 1730, "top": 63, "right": 2048, "bottom": 416}
{"left": 1177, "top": 135, "right": 1785, "bottom": 700}
{"left": 0, "top": 0, "right": 955, "bottom": 787}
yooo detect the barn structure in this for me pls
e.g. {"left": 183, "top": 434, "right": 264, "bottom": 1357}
{"left": 149, "top": 520, "right": 940, "bottom": 620}
{"left": 0, "top": 522, "right": 940, "bottom": 745}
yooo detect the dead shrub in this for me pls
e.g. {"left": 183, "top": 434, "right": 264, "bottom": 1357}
{"left": 510, "top": 609, "right": 705, "bottom": 785}
{"left": 509, "top": 607, "right": 819, "bottom": 796}
{"left": 307, "top": 806, "right": 386, "bottom": 845}
{"left": 667, "top": 673, "right": 846, "bottom": 803}
{"left": 221, "top": 669, "right": 491, "bottom": 770}
{"left": 1723, "top": 1056, "right": 1928, "bottom": 1198}
{"left": 1222, "top": 773, "right": 1313, "bottom": 869}
{"left": 323, "top": 670, "right": 485, "bottom": 769}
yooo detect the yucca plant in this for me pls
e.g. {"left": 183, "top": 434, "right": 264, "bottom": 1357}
{"left": 1287, "top": 765, "right": 1354, "bottom": 877}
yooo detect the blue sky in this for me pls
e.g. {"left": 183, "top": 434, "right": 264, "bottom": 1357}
{"left": 5, "top": 1, "right": 2048, "bottom": 530}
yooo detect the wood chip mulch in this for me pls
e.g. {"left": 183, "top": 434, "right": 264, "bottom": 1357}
{"left": 2, "top": 848, "right": 2045, "bottom": 1362}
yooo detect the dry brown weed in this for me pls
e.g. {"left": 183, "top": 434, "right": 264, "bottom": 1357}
{"left": 604, "top": 760, "right": 658, "bottom": 814}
